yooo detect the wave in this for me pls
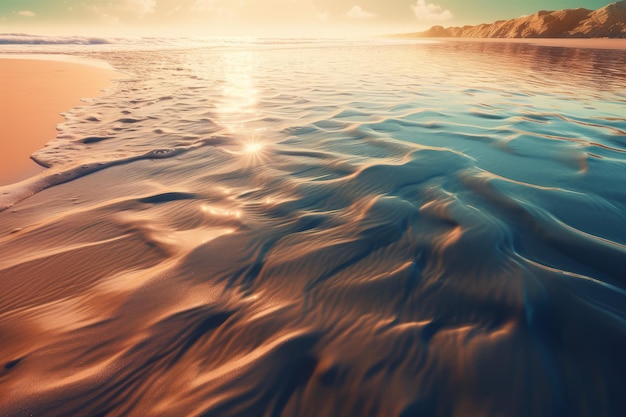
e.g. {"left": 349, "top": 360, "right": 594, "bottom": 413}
{"left": 0, "top": 33, "right": 113, "bottom": 45}
{"left": 0, "top": 33, "right": 426, "bottom": 51}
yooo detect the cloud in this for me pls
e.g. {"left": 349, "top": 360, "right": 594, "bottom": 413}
{"left": 117, "top": 0, "right": 156, "bottom": 17}
{"left": 411, "top": 0, "right": 453, "bottom": 21}
{"left": 347, "top": 5, "right": 376, "bottom": 19}
{"left": 17, "top": 10, "right": 36, "bottom": 17}
{"left": 98, "top": 13, "right": 122, "bottom": 25}
{"left": 166, "top": 5, "right": 182, "bottom": 15}
{"left": 82, "top": 0, "right": 156, "bottom": 23}
{"left": 191, "top": 0, "right": 218, "bottom": 12}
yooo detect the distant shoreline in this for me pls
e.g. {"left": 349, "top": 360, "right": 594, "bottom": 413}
{"left": 389, "top": 1, "right": 626, "bottom": 41}
{"left": 382, "top": 37, "right": 626, "bottom": 50}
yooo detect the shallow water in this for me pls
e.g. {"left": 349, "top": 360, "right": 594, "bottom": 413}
{"left": 0, "top": 39, "right": 625, "bottom": 417}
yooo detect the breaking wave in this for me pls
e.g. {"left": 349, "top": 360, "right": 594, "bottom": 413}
{"left": 0, "top": 33, "right": 113, "bottom": 45}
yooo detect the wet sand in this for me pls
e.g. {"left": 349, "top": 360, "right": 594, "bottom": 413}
{"left": 0, "top": 55, "right": 123, "bottom": 185}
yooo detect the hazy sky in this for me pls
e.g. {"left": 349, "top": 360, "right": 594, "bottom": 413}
{"left": 0, "top": 0, "right": 613, "bottom": 36}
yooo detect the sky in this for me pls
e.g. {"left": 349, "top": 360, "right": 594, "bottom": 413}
{"left": 0, "top": 0, "right": 613, "bottom": 36}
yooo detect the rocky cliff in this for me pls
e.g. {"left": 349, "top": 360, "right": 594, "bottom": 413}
{"left": 405, "top": 1, "right": 626, "bottom": 38}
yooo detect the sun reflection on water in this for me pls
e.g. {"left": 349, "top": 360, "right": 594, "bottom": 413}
{"left": 243, "top": 142, "right": 264, "bottom": 154}
{"left": 216, "top": 51, "right": 258, "bottom": 129}
{"left": 237, "top": 137, "right": 270, "bottom": 167}
{"left": 201, "top": 204, "right": 242, "bottom": 219}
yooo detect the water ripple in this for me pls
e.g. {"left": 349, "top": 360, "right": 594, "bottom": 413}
{"left": 1, "top": 40, "right": 625, "bottom": 417}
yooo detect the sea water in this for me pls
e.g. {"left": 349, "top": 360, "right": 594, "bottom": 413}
{"left": 0, "top": 38, "right": 625, "bottom": 417}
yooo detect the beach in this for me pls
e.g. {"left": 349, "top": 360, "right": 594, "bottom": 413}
{"left": 0, "top": 38, "right": 625, "bottom": 417}
{"left": 0, "top": 55, "right": 122, "bottom": 185}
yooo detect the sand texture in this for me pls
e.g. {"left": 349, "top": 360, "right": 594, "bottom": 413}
{"left": 0, "top": 56, "right": 122, "bottom": 185}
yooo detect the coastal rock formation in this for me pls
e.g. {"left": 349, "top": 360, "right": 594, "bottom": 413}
{"left": 409, "top": 0, "right": 626, "bottom": 38}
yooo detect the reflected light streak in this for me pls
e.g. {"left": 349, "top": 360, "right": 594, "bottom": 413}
{"left": 201, "top": 205, "right": 242, "bottom": 219}
{"left": 217, "top": 51, "right": 258, "bottom": 129}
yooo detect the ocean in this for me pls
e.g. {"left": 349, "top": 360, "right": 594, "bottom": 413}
{"left": 1, "top": 37, "right": 625, "bottom": 417}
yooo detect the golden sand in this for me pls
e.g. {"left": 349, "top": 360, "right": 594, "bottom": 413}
{"left": 0, "top": 56, "right": 123, "bottom": 185}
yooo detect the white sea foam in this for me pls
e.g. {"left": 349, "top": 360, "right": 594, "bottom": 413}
{"left": 0, "top": 33, "right": 113, "bottom": 45}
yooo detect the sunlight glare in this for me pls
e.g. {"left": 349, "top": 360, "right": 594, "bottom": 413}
{"left": 244, "top": 142, "right": 264, "bottom": 154}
